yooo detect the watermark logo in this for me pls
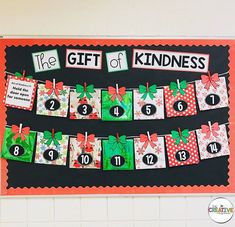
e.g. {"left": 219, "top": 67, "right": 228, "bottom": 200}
{"left": 208, "top": 197, "right": 234, "bottom": 223}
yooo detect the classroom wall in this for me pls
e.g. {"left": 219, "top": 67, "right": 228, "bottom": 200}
{"left": 0, "top": 0, "right": 235, "bottom": 226}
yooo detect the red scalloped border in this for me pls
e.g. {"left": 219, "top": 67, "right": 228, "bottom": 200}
{"left": 0, "top": 39, "right": 235, "bottom": 195}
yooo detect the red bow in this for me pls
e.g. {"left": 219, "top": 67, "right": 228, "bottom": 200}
{"left": 77, "top": 133, "right": 95, "bottom": 148}
{"left": 45, "top": 80, "right": 64, "bottom": 96}
{"left": 139, "top": 133, "right": 158, "bottom": 149}
{"left": 11, "top": 124, "right": 30, "bottom": 141}
{"left": 201, "top": 122, "right": 220, "bottom": 139}
{"left": 201, "top": 72, "right": 219, "bottom": 90}
{"left": 108, "top": 86, "right": 126, "bottom": 101}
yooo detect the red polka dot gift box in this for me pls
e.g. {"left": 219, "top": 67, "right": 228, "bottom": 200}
{"left": 164, "top": 80, "right": 197, "bottom": 118}
{"left": 165, "top": 129, "right": 200, "bottom": 167}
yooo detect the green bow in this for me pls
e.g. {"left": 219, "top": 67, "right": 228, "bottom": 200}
{"left": 139, "top": 84, "right": 157, "bottom": 100}
{"left": 171, "top": 129, "right": 189, "bottom": 145}
{"left": 169, "top": 80, "right": 187, "bottom": 97}
{"left": 108, "top": 135, "right": 126, "bottom": 150}
{"left": 76, "top": 83, "right": 94, "bottom": 100}
{"left": 15, "top": 72, "right": 33, "bottom": 79}
{"left": 43, "top": 130, "right": 62, "bottom": 146}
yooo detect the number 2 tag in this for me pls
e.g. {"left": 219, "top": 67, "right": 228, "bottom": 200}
{"left": 36, "top": 84, "right": 70, "bottom": 118}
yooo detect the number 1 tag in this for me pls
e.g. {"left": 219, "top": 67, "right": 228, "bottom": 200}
{"left": 134, "top": 136, "right": 166, "bottom": 169}
{"left": 36, "top": 84, "right": 70, "bottom": 118}
{"left": 133, "top": 89, "right": 165, "bottom": 120}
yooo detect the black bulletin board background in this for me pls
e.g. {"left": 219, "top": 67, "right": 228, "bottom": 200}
{"left": 5, "top": 45, "right": 229, "bottom": 188}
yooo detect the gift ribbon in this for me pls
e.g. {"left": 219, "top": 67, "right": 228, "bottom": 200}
{"left": 171, "top": 128, "right": 189, "bottom": 145}
{"left": 108, "top": 84, "right": 126, "bottom": 101}
{"left": 45, "top": 79, "right": 63, "bottom": 97}
{"left": 139, "top": 131, "right": 158, "bottom": 149}
{"left": 11, "top": 124, "right": 30, "bottom": 141}
{"left": 108, "top": 133, "right": 126, "bottom": 150}
{"left": 76, "top": 82, "right": 95, "bottom": 100}
{"left": 201, "top": 121, "right": 220, "bottom": 139}
{"left": 201, "top": 71, "right": 220, "bottom": 90}
{"left": 169, "top": 79, "right": 187, "bottom": 97}
{"left": 77, "top": 132, "right": 95, "bottom": 148}
{"left": 139, "top": 82, "right": 157, "bottom": 100}
{"left": 43, "top": 129, "right": 62, "bottom": 146}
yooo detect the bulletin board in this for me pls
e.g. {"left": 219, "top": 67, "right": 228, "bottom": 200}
{"left": 0, "top": 39, "right": 235, "bottom": 195}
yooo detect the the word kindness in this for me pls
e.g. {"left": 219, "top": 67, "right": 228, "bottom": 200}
{"left": 64, "top": 48, "right": 210, "bottom": 73}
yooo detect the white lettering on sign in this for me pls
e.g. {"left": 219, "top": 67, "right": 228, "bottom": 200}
{"left": 132, "top": 49, "right": 209, "bottom": 73}
{"left": 66, "top": 49, "right": 102, "bottom": 70}
{"left": 32, "top": 49, "right": 60, "bottom": 72}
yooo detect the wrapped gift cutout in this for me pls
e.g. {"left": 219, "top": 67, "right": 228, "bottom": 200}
{"left": 195, "top": 73, "right": 229, "bottom": 111}
{"left": 102, "top": 134, "right": 134, "bottom": 170}
{"left": 196, "top": 122, "right": 230, "bottom": 160}
{"left": 69, "top": 133, "right": 101, "bottom": 169}
{"left": 134, "top": 132, "right": 166, "bottom": 169}
{"left": 164, "top": 80, "right": 197, "bottom": 118}
{"left": 165, "top": 129, "right": 199, "bottom": 167}
{"left": 101, "top": 85, "right": 133, "bottom": 121}
{"left": 36, "top": 80, "right": 70, "bottom": 117}
{"left": 4, "top": 73, "right": 37, "bottom": 111}
{"left": 70, "top": 83, "right": 101, "bottom": 119}
{"left": 35, "top": 130, "right": 68, "bottom": 166}
{"left": 133, "top": 83, "right": 164, "bottom": 120}
{"left": 1, "top": 124, "right": 36, "bottom": 162}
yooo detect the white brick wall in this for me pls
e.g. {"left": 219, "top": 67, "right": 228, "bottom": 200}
{"left": 1, "top": 196, "right": 235, "bottom": 226}
{"left": 1, "top": 0, "right": 235, "bottom": 226}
